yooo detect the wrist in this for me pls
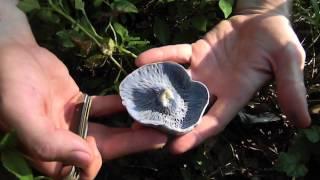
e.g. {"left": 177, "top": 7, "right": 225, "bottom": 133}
{"left": 0, "top": 1, "right": 37, "bottom": 47}
{"left": 235, "top": 0, "right": 291, "bottom": 17}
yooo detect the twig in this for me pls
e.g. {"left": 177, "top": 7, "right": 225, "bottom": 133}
{"left": 119, "top": 47, "right": 138, "bottom": 59}
{"left": 48, "top": 0, "right": 102, "bottom": 47}
{"left": 110, "top": 55, "right": 128, "bottom": 75}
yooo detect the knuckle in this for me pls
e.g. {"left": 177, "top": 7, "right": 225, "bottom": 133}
{"left": 286, "top": 42, "right": 306, "bottom": 66}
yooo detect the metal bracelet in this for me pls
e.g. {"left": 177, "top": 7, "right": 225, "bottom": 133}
{"left": 65, "top": 94, "right": 92, "bottom": 180}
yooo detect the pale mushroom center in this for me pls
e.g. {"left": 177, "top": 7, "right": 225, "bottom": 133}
{"left": 159, "top": 88, "right": 174, "bottom": 107}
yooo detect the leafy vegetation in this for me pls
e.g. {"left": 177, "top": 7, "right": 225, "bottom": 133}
{"left": 0, "top": 0, "right": 319, "bottom": 179}
{"left": 0, "top": 132, "right": 48, "bottom": 180}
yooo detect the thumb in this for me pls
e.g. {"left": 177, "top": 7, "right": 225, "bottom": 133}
{"left": 274, "top": 42, "right": 311, "bottom": 128}
{"left": 170, "top": 96, "right": 245, "bottom": 154}
{"left": 26, "top": 128, "right": 92, "bottom": 170}
{"left": 80, "top": 136, "right": 102, "bottom": 180}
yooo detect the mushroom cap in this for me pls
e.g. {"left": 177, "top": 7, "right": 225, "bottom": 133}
{"left": 119, "top": 62, "right": 210, "bottom": 135}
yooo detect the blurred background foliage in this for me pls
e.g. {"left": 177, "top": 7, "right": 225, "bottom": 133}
{"left": 0, "top": 0, "right": 320, "bottom": 179}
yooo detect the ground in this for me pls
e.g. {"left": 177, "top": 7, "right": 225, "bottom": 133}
{"left": 1, "top": 0, "right": 320, "bottom": 179}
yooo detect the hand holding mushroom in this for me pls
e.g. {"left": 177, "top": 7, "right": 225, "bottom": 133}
{"left": 136, "top": 0, "right": 311, "bottom": 154}
{"left": 0, "top": 1, "right": 167, "bottom": 179}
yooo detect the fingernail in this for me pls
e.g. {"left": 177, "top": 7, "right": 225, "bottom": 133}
{"left": 154, "top": 135, "right": 168, "bottom": 149}
{"left": 155, "top": 143, "right": 166, "bottom": 149}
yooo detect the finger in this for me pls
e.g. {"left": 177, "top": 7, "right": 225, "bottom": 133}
{"left": 170, "top": 97, "right": 244, "bottom": 154}
{"left": 27, "top": 159, "right": 72, "bottom": 179}
{"left": 80, "top": 136, "right": 102, "bottom": 180}
{"left": 33, "top": 137, "right": 102, "bottom": 180}
{"left": 88, "top": 123, "right": 167, "bottom": 160}
{"left": 274, "top": 43, "right": 311, "bottom": 128}
{"left": 24, "top": 128, "right": 92, "bottom": 170}
{"left": 136, "top": 44, "right": 192, "bottom": 67}
{"left": 90, "top": 95, "right": 125, "bottom": 117}
{"left": 2, "top": 96, "right": 93, "bottom": 176}
{"left": 27, "top": 158, "right": 63, "bottom": 178}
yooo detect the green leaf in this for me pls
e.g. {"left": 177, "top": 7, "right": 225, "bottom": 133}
{"left": 93, "top": 0, "right": 104, "bottom": 7}
{"left": 153, "top": 17, "right": 170, "bottom": 44}
{"left": 17, "top": 0, "right": 40, "bottom": 13}
{"left": 111, "top": 0, "right": 138, "bottom": 13}
{"left": 77, "top": 16, "right": 101, "bottom": 40}
{"left": 275, "top": 152, "right": 308, "bottom": 177}
{"left": 36, "top": 10, "right": 60, "bottom": 24}
{"left": 303, "top": 126, "right": 320, "bottom": 143}
{"left": 127, "top": 39, "right": 150, "bottom": 52}
{"left": 219, "top": 0, "right": 234, "bottom": 18}
{"left": 0, "top": 132, "right": 17, "bottom": 150}
{"left": 293, "top": 164, "right": 308, "bottom": 178}
{"left": 191, "top": 16, "right": 208, "bottom": 32}
{"left": 75, "top": 0, "right": 85, "bottom": 11}
{"left": 311, "top": 0, "right": 320, "bottom": 24}
{"left": 56, "top": 30, "right": 76, "bottom": 48}
{"left": 113, "top": 22, "right": 129, "bottom": 42}
{"left": 127, "top": 40, "right": 150, "bottom": 47}
{"left": 276, "top": 152, "right": 299, "bottom": 168}
{"left": 1, "top": 150, "right": 33, "bottom": 180}
{"left": 127, "top": 36, "right": 141, "bottom": 41}
{"left": 84, "top": 55, "right": 106, "bottom": 69}
{"left": 124, "top": 34, "right": 150, "bottom": 52}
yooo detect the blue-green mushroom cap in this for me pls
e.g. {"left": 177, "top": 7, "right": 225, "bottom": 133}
{"left": 119, "top": 62, "right": 210, "bottom": 135}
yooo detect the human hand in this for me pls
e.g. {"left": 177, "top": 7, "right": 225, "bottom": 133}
{"left": 0, "top": 2, "right": 167, "bottom": 178}
{"left": 136, "top": 2, "right": 311, "bottom": 154}
{"left": 0, "top": 44, "right": 167, "bottom": 179}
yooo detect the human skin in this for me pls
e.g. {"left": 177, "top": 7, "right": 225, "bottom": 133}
{"left": 137, "top": 0, "right": 311, "bottom": 154}
{"left": 0, "top": 0, "right": 167, "bottom": 179}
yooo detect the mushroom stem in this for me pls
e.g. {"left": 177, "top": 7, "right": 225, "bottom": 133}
{"left": 159, "top": 88, "right": 174, "bottom": 107}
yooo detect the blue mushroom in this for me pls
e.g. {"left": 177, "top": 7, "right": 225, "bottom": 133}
{"left": 119, "top": 62, "right": 210, "bottom": 135}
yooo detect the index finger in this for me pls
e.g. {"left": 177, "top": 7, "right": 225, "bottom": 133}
{"left": 136, "top": 44, "right": 192, "bottom": 66}
{"left": 90, "top": 95, "right": 125, "bottom": 117}
{"left": 274, "top": 42, "right": 311, "bottom": 128}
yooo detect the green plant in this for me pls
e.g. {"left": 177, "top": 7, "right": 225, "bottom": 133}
{"left": 15, "top": 0, "right": 232, "bottom": 95}
{"left": 275, "top": 126, "right": 320, "bottom": 178}
{"left": 1, "top": 0, "right": 235, "bottom": 179}
{"left": 275, "top": 1, "right": 320, "bottom": 178}
{"left": 3, "top": 0, "right": 320, "bottom": 179}
{"left": 0, "top": 132, "right": 49, "bottom": 180}
{"left": 219, "top": 0, "right": 234, "bottom": 18}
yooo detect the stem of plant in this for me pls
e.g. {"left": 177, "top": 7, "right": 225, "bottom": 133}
{"left": 119, "top": 47, "right": 138, "bottom": 59}
{"left": 109, "top": 21, "right": 118, "bottom": 45}
{"left": 114, "top": 61, "right": 123, "bottom": 83}
{"left": 48, "top": 0, "right": 102, "bottom": 47}
{"left": 81, "top": 9, "right": 104, "bottom": 41}
{"left": 110, "top": 55, "right": 128, "bottom": 75}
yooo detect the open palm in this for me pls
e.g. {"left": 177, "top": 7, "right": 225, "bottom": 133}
{"left": 0, "top": 45, "right": 167, "bottom": 179}
{"left": 137, "top": 14, "right": 311, "bottom": 154}
{"left": 0, "top": 2, "right": 167, "bottom": 178}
